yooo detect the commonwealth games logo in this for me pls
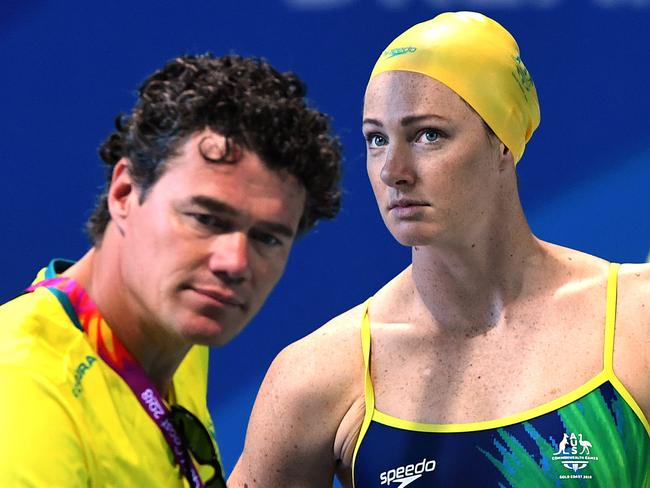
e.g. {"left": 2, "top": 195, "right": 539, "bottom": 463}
{"left": 551, "top": 432, "right": 600, "bottom": 480}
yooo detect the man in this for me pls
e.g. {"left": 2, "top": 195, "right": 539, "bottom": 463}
{"left": 0, "top": 54, "right": 341, "bottom": 487}
{"left": 229, "top": 12, "right": 649, "bottom": 488}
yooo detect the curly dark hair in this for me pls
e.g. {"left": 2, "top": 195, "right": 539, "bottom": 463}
{"left": 87, "top": 53, "right": 342, "bottom": 242}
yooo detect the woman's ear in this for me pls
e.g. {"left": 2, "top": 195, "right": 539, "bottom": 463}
{"left": 499, "top": 142, "right": 515, "bottom": 170}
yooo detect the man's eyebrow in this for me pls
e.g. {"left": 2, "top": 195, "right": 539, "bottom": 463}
{"left": 191, "top": 196, "right": 239, "bottom": 215}
{"left": 259, "top": 221, "right": 296, "bottom": 239}
{"left": 189, "top": 196, "right": 296, "bottom": 238}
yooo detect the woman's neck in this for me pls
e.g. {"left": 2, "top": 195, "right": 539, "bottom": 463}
{"left": 408, "top": 208, "right": 545, "bottom": 334}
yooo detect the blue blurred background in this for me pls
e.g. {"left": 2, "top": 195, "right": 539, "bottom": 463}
{"left": 2, "top": 0, "right": 649, "bottom": 482}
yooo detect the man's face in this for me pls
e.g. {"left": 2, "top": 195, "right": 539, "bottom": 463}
{"left": 112, "top": 129, "right": 305, "bottom": 348}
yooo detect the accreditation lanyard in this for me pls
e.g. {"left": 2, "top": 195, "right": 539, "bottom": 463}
{"left": 27, "top": 277, "right": 205, "bottom": 488}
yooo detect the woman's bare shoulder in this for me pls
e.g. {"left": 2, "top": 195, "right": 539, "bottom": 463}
{"left": 616, "top": 262, "right": 650, "bottom": 340}
{"left": 611, "top": 262, "right": 650, "bottom": 419}
{"left": 229, "top": 302, "right": 370, "bottom": 487}
{"left": 270, "top": 301, "right": 369, "bottom": 395}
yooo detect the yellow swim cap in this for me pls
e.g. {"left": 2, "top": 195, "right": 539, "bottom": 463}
{"left": 369, "top": 11, "right": 540, "bottom": 164}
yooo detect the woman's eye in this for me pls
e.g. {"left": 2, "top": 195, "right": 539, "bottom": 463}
{"left": 417, "top": 129, "right": 440, "bottom": 143}
{"left": 366, "top": 134, "right": 388, "bottom": 148}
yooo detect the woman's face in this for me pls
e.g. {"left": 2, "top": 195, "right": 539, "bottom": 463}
{"left": 363, "top": 71, "right": 509, "bottom": 248}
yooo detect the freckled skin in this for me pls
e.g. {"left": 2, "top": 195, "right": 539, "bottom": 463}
{"left": 228, "top": 72, "right": 650, "bottom": 488}
{"left": 364, "top": 73, "right": 505, "bottom": 249}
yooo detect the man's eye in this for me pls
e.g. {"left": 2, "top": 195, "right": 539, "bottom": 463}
{"left": 366, "top": 133, "right": 388, "bottom": 148}
{"left": 249, "top": 229, "right": 283, "bottom": 247}
{"left": 251, "top": 230, "right": 282, "bottom": 248}
{"left": 190, "top": 214, "right": 227, "bottom": 230}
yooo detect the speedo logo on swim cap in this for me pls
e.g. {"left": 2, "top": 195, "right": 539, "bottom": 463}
{"left": 383, "top": 46, "right": 417, "bottom": 59}
{"left": 379, "top": 457, "right": 436, "bottom": 487}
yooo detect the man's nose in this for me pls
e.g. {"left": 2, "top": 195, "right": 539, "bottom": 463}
{"left": 208, "top": 232, "right": 252, "bottom": 284}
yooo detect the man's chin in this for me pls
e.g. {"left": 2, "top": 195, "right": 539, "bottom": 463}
{"left": 182, "top": 318, "right": 245, "bottom": 348}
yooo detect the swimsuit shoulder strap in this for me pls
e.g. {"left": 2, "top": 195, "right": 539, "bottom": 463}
{"left": 604, "top": 262, "right": 621, "bottom": 374}
{"left": 351, "top": 299, "right": 377, "bottom": 483}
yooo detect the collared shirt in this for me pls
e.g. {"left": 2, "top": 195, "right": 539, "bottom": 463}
{"left": 0, "top": 262, "right": 220, "bottom": 486}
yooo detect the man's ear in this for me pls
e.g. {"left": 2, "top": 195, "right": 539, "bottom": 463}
{"left": 107, "top": 158, "right": 136, "bottom": 232}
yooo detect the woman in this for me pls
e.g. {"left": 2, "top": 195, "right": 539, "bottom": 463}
{"left": 229, "top": 12, "right": 649, "bottom": 487}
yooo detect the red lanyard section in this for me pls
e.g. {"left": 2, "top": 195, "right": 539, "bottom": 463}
{"left": 28, "top": 277, "right": 204, "bottom": 488}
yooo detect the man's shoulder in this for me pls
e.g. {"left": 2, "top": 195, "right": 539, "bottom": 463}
{"left": 0, "top": 288, "right": 85, "bottom": 380}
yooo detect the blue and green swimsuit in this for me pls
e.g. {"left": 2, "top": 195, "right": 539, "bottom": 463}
{"left": 352, "top": 264, "right": 650, "bottom": 487}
